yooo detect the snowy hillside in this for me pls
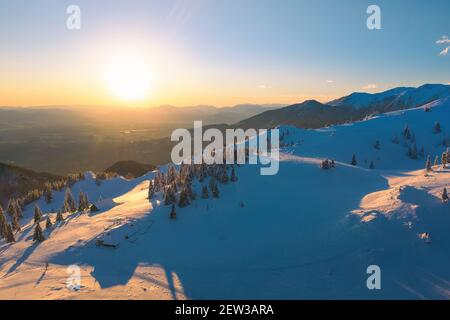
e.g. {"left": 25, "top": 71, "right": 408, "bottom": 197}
{"left": 1, "top": 97, "right": 450, "bottom": 299}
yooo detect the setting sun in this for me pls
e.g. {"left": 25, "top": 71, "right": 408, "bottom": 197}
{"left": 105, "top": 55, "right": 152, "bottom": 101}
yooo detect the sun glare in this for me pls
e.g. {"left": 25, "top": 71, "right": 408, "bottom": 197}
{"left": 106, "top": 56, "right": 152, "bottom": 101}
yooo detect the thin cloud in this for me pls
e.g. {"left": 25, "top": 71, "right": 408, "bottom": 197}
{"left": 439, "top": 46, "right": 449, "bottom": 56}
{"left": 258, "top": 84, "right": 271, "bottom": 89}
{"left": 326, "top": 80, "right": 334, "bottom": 84}
{"left": 436, "top": 36, "right": 450, "bottom": 44}
{"left": 362, "top": 84, "right": 377, "bottom": 90}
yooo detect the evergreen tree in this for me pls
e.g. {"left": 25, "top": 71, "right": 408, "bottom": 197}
{"left": 201, "top": 185, "right": 209, "bottom": 199}
{"left": 170, "top": 204, "right": 177, "bottom": 220}
{"left": 34, "top": 205, "right": 43, "bottom": 223}
{"left": 63, "top": 188, "right": 77, "bottom": 212}
{"left": 209, "top": 178, "right": 220, "bottom": 198}
{"left": 178, "top": 188, "right": 190, "bottom": 208}
{"left": 148, "top": 180, "right": 155, "bottom": 200}
{"left": 442, "top": 187, "right": 449, "bottom": 203}
{"left": 373, "top": 140, "right": 381, "bottom": 150}
{"left": 434, "top": 122, "right": 442, "bottom": 134}
{"left": 5, "top": 224, "right": 15, "bottom": 243}
{"left": 403, "top": 124, "right": 411, "bottom": 139}
{"left": 434, "top": 155, "right": 439, "bottom": 167}
{"left": 351, "top": 154, "right": 357, "bottom": 166}
{"left": 331, "top": 160, "right": 336, "bottom": 168}
{"left": 77, "top": 191, "right": 90, "bottom": 212}
{"left": 56, "top": 210, "right": 64, "bottom": 222}
{"left": 33, "top": 222, "right": 45, "bottom": 242}
{"left": 11, "top": 212, "right": 21, "bottom": 231}
{"left": 44, "top": 183, "right": 53, "bottom": 204}
{"left": 6, "top": 199, "right": 17, "bottom": 218}
{"left": 14, "top": 200, "right": 23, "bottom": 219}
{"left": 425, "top": 155, "right": 432, "bottom": 172}
{"left": 0, "top": 206, "right": 7, "bottom": 239}
{"left": 442, "top": 151, "right": 448, "bottom": 168}
{"left": 369, "top": 161, "right": 375, "bottom": 169}
{"left": 46, "top": 215, "right": 53, "bottom": 230}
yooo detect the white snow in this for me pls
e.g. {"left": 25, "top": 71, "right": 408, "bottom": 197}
{"left": 1, "top": 96, "right": 450, "bottom": 299}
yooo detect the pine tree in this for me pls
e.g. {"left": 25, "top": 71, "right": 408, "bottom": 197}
{"left": 14, "top": 200, "right": 23, "bottom": 219}
{"left": 373, "top": 140, "right": 381, "bottom": 150}
{"left": 56, "top": 210, "right": 64, "bottom": 222}
{"left": 369, "top": 161, "right": 375, "bottom": 169}
{"left": 44, "top": 183, "right": 53, "bottom": 204}
{"left": 434, "top": 122, "right": 441, "bottom": 134}
{"left": 11, "top": 212, "right": 21, "bottom": 231}
{"left": 63, "top": 188, "right": 77, "bottom": 212}
{"left": 170, "top": 204, "right": 177, "bottom": 220}
{"left": 33, "top": 223, "right": 45, "bottom": 242}
{"left": 7, "top": 199, "right": 17, "bottom": 218}
{"left": 442, "top": 151, "right": 448, "bottom": 168}
{"left": 434, "top": 155, "right": 439, "bottom": 167}
{"left": 0, "top": 206, "right": 7, "bottom": 239}
{"left": 425, "top": 155, "right": 432, "bottom": 172}
{"left": 442, "top": 187, "right": 449, "bottom": 203}
{"left": 5, "top": 224, "right": 15, "bottom": 243}
{"left": 178, "top": 188, "right": 190, "bottom": 208}
{"left": 34, "top": 205, "right": 43, "bottom": 223}
{"left": 46, "top": 216, "right": 53, "bottom": 230}
{"left": 77, "top": 191, "right": 90, "bottom": 212}
{"left": 209, "top": 178, "right": 220, "bottom": 198}
{"left": 148, "top": 180, "right": 155, "bottom": 200}
{"left": 201, "top": 185, "right": 209, "bottom": 199}
{"left": 351, "top": 154, "right": 357, "bottom": 166}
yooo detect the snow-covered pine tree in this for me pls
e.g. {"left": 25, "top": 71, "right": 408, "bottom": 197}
{"left": 33, "top": 222, "right": 45, "bottom": 242}
{"left": 56, "top": 210, "right": 64, "bottom": 222}
{"left": 63, "top": 188, "right": 77, "bottom": 212}
{"left": 0, "top": 206, "right": 7, "bottom": 239}
{"left": 148, "top": 180, "right": 155, "bottom": 200}
{"left": 170, "top": 203, "right": 177, "bottom": 220}
{"left": 5, "top": 223, "right": 15, "bottom": 243}
{"left": 34, "top": 205, "right": 43, "bottom": 223}
{"left": 46, "top": 215, "right": 53, "bottom": 229}
{"left": 425, "top": 155, "right": 432, "bottom": 172}
{"left": 77, "top": 191, "right": 90, "bottom": 212}
{"left": 11, "top": 212, "right": 21, "bottom": 231}
{"left": 6, "top": 199, "right": 16, "bottom": 218}
{"left": 442, "top": 151, "right": 448, "bottom": 168}
{"left": 44, "top": 183, "right": 53, "bottom": 204}
{"left": 351, "top": 154, "right": 357, "bottom": 166}
{"left": 442, "top": 187, "right": 449, "bottom": 203}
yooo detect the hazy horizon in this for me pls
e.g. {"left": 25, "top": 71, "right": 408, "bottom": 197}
{"left": 1, "top": 0, "right": 449, "bottom": 108}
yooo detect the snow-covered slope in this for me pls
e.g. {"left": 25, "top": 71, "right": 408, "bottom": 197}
{"left": 328, "top": 84, "right": 450, "bottom": 110}
{"left": 1, "top": 97, "right": 450, "bottom": 300}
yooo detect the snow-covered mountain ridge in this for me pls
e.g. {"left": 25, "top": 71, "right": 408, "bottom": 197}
{"left": 1, "top": 96, "right": 450, "bottom": 299}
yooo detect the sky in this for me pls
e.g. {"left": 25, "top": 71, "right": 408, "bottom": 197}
{"left": 0, "top": 0, "right": 449, "bottom": 107}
